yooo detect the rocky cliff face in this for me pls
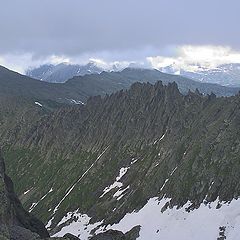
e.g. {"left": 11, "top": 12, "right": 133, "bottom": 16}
{"left": 0, "top": 151, "right": 82, "bottom": 240}
{"left": 0, "top": 150, "right": 50, "bottom": 239}
{"left": 1, "top": 81, "right": 240, "bottom": 239}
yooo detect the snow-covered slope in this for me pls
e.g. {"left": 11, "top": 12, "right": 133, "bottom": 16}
{"left": 52, "top": 197, "right": 240, "bottom": 240}
{"left": 160, "top": 63, "right": 240, "bottom": 87}
{"left": 26, "top": 60, "right": 130, "bottom": 83}
{"left": 108, "top": 197, "right": 240, "bottom": 240}
{"left": 26, "top": 61, "right": 104, "bottom": 83}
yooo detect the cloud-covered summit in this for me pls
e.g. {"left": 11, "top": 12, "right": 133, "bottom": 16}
{"left": 0, "top": 0, "right": 240, "bottom": 72}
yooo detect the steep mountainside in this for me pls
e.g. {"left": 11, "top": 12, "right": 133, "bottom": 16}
{"left": 1, "top": 81, "right": 240, "bottom": 239}
{"left": 0, "top": 150, "right": 49, "bottom": 239}
{"left": 0, "top": 151, "right": 81, "bottom": 240}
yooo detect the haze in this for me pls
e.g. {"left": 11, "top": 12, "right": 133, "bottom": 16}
{"left": 0, "top": 0, "right": 239, "bottom": 72}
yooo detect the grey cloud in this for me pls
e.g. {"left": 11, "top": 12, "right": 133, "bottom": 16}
{"left": 0, "top": 0, "right": 239, "bottom": 58}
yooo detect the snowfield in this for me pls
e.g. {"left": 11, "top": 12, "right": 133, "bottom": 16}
{"left": 53, "top": 210, "right": 102, "bottom": 239}
{"left": 107, "top": 197, "right": 240, "bottom": 240}
{"left": 53, "top": 196, "right": 240, "bottom": 240}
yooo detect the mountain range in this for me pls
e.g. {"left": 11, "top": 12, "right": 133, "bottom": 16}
{"left": 27, "top": 62, "right": 240, "bottom": 88}
{"left": 160, "top": 63, "right": 240, "bottom": 87}
{"left": 1, "top": 76, "right": 240, "bottom": 239}
{"left": 1, "top": 65, "right": 239, "bottom": 109}
{"left": 26, "top": 62, "right": 104, "bottom": 83}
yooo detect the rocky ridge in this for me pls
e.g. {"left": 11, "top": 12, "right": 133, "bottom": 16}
{"left": 1, "top": 81, "right": 240, "bottom": 239}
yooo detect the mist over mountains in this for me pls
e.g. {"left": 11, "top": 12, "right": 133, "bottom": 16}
{"left": 26, "top": 61, "right": 106, "bottom": 83}
{"left": 1, "top": 0, "right": 240, "bottom": 239}
{"left": 0, "top": 65, "right": 239, "bottom": 110}
{"left": 160, "top": 63, "right": 240, "bottom": 87}
{"left": 26, "top": 60, "right": 240, "bottom": 88}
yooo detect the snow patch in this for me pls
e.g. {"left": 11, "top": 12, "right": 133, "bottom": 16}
{"left": 130, "top": 157, "right": 139, "bottom": 165}
{"left": 23, "top": 188, "right": 32, "bottom": 195}
{"left": 29, "top": 188, "right": 53, "bottom": 212}
{"left": 100, "top": 166, "right": 130, "bottom": 198}
{"left": 160, "top": 179, "right": 169, "bottom": 191}
{"left": 34, "top": 101, "right": 42, "bottom": 107}
{"left": 116, "top": 167, "right": 129, "bottom": 181}
{"left": 153, "top": 130, "right": 167, "bottom": 145}
{"left": 69, "top": 99, "right": 85, "bottom": 105}
{"left": 113, "top": 186, "right": 130, "bottom": 200}
{"left": 170, "top": 166, "right": 178, "bottom": 176}
{"left": 159, "top": 131, "right": 167, "bottom": 141}
{"left": 53, "top": 210, "right": 103, "bottom": 239}
{"left": 159, "top": 167, "right": 177, "bottom": 192}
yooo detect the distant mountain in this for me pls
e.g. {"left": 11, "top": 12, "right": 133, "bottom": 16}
{"left": 1, "top": 65, "right": 240, "bottom": 109}
{"left": 26, "top": 60, "right": 145, "bottom": 84}
{"left": 116, "top": 68, "right": 240, "bottom": 96}
{"left": 160, "top": 63, "right": 240, "bottom": 87}
{"left": 26, "top": 61, "right": 104, "bottom": 83}
{"left": 2, "top": 81, "right": 240, "bottom": 239}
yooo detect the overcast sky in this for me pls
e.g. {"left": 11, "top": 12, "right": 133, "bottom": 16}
{"left": 0, "top": 0, "right": 240, "bottom": 72}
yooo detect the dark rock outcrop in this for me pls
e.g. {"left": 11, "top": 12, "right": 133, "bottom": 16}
{"left": 90, "top": 226, "right": 140, "bottom": 240}
{"left": 0, "top": 150, "right": 49, "bottom": 239}
{"left": 0, "top": 151, "right": 78, "bottom": 240}
{"left": 63, "top": 233, "right": 81, "bottom": 240}
{"left": 90, "top": 230, "right": 125, "bottom": 240}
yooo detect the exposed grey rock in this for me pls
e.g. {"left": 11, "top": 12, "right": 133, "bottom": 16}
{"left": 0, "top": 151, "right": 77, "bottom": 240}
{"left": 9, "top": 225, "right": 41, "bottom": 240}
{"left": 90, "top": 230, "right": 126, "bottom": 240}
{"left": 2, "top": 79, "right": 240, "bottom": 237}
{"left": 0, "top": 150, "right": 49, "bottom": 239}
{"left": 90, "top": 226, "right": 140, "bottom": 240}
{"left": 63, "top": 233, "right": 80, "bottom": 240}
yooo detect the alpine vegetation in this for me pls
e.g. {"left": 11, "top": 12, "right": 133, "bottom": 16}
{"left": 1, "top": 0, "right": 240, "bottom": 239}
